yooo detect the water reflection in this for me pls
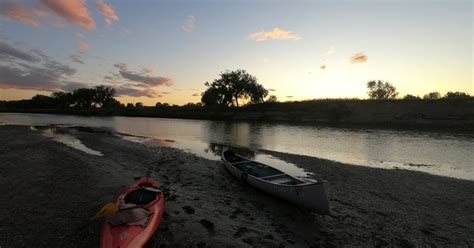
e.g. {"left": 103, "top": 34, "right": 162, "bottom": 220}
{"left": 1, "top": 113, "right": 473, "bottom": 180}
{"left": 30, "top": 126, "right": 103, "bottom": 156}
{"left": 199, "top": 142, "right": 314, "bottom": 179}
{"left": 205, "top": 143, "right": 256, "bottom": 159}
{"left": 118, "top": 133, "right": 176, "bottom": 148}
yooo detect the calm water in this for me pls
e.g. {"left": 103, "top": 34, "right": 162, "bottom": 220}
{"left": 1, "top": 113, "right": 473, "bottom": 180}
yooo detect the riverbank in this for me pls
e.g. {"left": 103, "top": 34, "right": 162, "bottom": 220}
{"left": 2, "top": 98, "right": 474, "bottom": 130}
{"left": 0, "top": 125, "right": 473, "bottom": 247}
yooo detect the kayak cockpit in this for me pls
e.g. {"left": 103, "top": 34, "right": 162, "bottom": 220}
{"left": 125, "top": 188, "right": 158, "bottom": 205}
{"left": 107, "top": 186, "right": 162, "bottom": 227}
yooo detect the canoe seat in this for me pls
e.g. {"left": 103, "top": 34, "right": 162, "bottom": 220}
{"left": 264, "top": 175, "right": 296, "bottom": 185}
{"left": 260, "top": 174, "right": 286, "bottom": 179}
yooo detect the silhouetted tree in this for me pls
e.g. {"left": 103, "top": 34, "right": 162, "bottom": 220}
{"left": 201, "top": 69, "right": 268, "bottom": 107}
{"left": 31, "top": 94, "right": 54, "bottom": 108}
{"left": 266, "top": 95, "right": 278, "bottom": 102}
{"left": 72, "top": 88, "right": 96, "bottom": 108}
{"left": 93, "top": 85, "right": 116, "bottom": 108}
{"left": 423, "top": 92, "right": 441, "bottom": 99}
{"left": 403, "top": 94, "right": 420, "bottom": 100}
{"left": 51, "top": 92, "right": 73, "bottom": 108}
{"left": 201, "top": 87, "right": 227, "bottom": 106}
{"left": 444, "top": 91, "right": 471, "bottom": 99}
{"left": 367, "top": 80, "right": 398, "bottom": 99}
{"left": 135, "top": 102, "right": 144, "bottom": 108}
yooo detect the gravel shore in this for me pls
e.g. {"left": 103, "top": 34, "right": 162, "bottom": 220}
{"left": 0, "top": 125, "right": 472, "bottom": 247}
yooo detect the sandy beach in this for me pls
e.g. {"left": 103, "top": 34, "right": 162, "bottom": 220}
{"left": 0, "top": 125, "right": 473, "bottom": 247}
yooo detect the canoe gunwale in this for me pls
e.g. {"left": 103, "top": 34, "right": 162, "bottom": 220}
{"left": 222, "top": 152, "right": 323, "bottom": 187}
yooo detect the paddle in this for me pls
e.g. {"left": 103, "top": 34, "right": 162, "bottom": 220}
{"left": 90, "top": 203, "right": 119, "bottom": 220}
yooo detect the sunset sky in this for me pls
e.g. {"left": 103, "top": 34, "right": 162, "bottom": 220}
{"left": 0, "top": 0, "right": 472, "bottom": 106}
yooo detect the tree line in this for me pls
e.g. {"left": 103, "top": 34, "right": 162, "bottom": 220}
{"left": 366, "top": 80, "right": 471, "bottom": 100}
{"left": 1, "top": 86, "right": 120, "bottom": 110}
{"left": 0, "top": 70, "right": 471, "bottom": 112}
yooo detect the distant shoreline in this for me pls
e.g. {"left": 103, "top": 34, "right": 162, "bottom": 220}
{"left": 2, "top": 98, "right": 474, "bottom": 131}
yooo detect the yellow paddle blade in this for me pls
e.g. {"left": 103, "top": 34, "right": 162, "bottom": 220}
{"left": 90, "top": 203, "right": 118, "bottom": 220}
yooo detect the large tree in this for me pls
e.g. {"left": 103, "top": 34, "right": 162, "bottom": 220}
{"left": 201, "top": 69, "right": 268, "bottom": 107}
{"left": 93, "top": 85, "right": 116, "bottom": 107}
{"left": 367, "top": 80, "right": 398, "bottom": 100}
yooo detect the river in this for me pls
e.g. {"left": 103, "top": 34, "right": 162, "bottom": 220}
{"left": 1, "top": 112, "right": 473, "bottom": 180}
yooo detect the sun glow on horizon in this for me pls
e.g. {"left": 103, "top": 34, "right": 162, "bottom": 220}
{"left": 0, "top": 0, "right": 472, "bottom": 105}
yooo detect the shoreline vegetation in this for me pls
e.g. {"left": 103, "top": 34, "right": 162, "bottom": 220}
{"left": 0, "top": 125, "right": 472, "bottom": 247}
{"left": 2, "top": 98, "right": 474, "bottom": 130}
{"left": 1, "top": 71, "right": 473, "bottom": 130}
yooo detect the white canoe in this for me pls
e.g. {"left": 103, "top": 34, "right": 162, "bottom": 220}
{"left": 221, "top": 149, "right": 330, "bottom": 214}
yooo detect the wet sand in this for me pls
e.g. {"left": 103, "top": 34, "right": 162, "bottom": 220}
{"left": 0, "top": 125, "right": 473, "bottom": 247}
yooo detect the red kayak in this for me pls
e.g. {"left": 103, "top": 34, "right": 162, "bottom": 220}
{"left": 100, "top": 178, "right": 165, "bottom": 248}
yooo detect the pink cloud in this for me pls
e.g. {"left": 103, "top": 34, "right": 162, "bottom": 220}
{"left": 79, "top": 41, "right": 89, "bottom": 53}
{"left": 141, "top": 67, "right": 156, "bottom": 74}
{"left": 33, "top": 8, "right": 49, "bottom": 18}
{"left": 249, "top": 28, "right": 301, "bottom": 42}
{"left": 40, "top": 0, "right": 95, "bottom": 30}
{"left": 350, "top": 53, "right": 368, "bottom": 64}
{"left": 0, "top": 2, "right": 40, "bottom": 27}
{"left": 95, "top": 0, "right": 118, "bottom": 28}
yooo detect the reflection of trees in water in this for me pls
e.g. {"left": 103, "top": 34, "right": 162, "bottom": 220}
{"left": 205, "top": 143, "right": 256, "bottom": 160}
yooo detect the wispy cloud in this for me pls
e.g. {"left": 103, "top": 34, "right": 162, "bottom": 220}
{"left": 350, "top": 53, "right": 368, "bottom": 64}
{"left": 109, "top": 63, "right": 173, "bottom": 98}
{"left": 113, "top": 63, "right": 171, "bottom": 87}
{"left": 79, "top": 41, "right": 90, "bottom": 53}
{"left": 118, "top": 70, "right": 172, "bottom": 87}
{"left": 141, "top": 67, "right": 156, "bottom": 74}
{"left": 249, "top": 28, "right": 301, "bottom": 42}
{"left": 0, "top": 42, "right": 79, "bottom": 92}
{"left": 192, "top": 93, "right": 199, "bottom": 97}
{"left": 95, "top": 0, "right": 118, "bottom": 28}
{"left": 113, "top": 63, "right": 127, "bottom": 70}
{"left": 0, "top": 41, "right": 41, "bottom": 62}
{"left": 69, "top": 54, "right": 84, "bottom": 64}
{"left": 320, "top": 65, "right": 326, "bottom": 70}
{"left": 327, "top": 46, "right": 336, "bottom": 55}
{"left": 0, "top": 2, "right": 40, "bottom": 27}
{"left": 40, "top": 0, "right": 95, "bottom": 30}
{"left": 181, "top": 15, "right": 196, "bottom": 32}
{"left": 116, "top": 87, "right": 160, "bottom": 98}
